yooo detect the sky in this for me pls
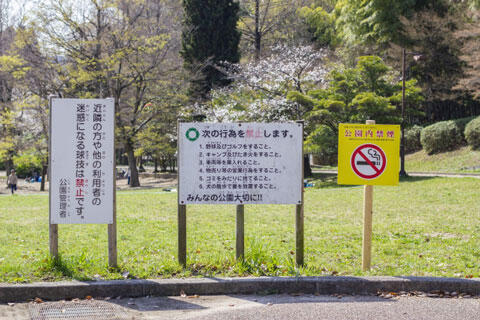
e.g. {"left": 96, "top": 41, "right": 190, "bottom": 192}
{"left": 7, "top": 0, "right": 36, "bottom": 22}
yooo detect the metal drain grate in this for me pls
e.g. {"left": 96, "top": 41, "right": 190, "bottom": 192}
{"left": 29, "top": 300, "right": 131, "bottom": 320}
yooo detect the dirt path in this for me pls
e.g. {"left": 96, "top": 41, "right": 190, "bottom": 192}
{"left": 0, "top": 173, "right": 178, "bottom": 195}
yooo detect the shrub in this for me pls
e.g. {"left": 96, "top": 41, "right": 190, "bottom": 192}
{"left": 13, "top": 154, "right": 42, "bottom": 178}
{"left": 465, "top": 116, "right": 480, "bottom": 149}
{"left": 404, "top": 125, "right": 423, "bottom": 154}
{"left": 453, "top": 116, "right": 476, "bottom": 136}
{"left": 305, "top": 125, "right": 338, "bottom": 165}
{"left": 420, "top": 120, "right": 464, "bottom": 154}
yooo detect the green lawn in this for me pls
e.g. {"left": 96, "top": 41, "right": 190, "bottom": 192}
{"left": 313, "top": 146, "right": 480, "bottom": 174}
{"left": 0, "top": 177, "right": 479, "bottom": 283}
{"left": 405, "top": 146, "right": 480, "bottom": 173}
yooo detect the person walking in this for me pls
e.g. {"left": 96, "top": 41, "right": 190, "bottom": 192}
{"left": 126, "top": 167, "right": 131, "bottom": 185}
{"left": 7, "top": 169, "right": 18, "bottom": 194}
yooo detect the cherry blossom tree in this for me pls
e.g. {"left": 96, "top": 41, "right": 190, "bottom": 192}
{"left": 199, "top": 44, "right": 330, "bottom": 122}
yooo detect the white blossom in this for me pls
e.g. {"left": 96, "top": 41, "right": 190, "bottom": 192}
{"left": 201, "top": 44, "right": 330, "bottom": 122}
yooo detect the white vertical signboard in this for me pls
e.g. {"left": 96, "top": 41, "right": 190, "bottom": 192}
{"left": 50, "top": 98, "right": 114, "bottom": 224}
{"left": 179, "top": 122, "right": 302, "bottom": 205}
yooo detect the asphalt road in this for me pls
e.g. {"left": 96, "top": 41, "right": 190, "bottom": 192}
{"left": 1, "top": 294, "right": 479, "bottom": 320}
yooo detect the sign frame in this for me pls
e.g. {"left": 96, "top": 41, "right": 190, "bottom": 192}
{"left": 337, "top": 123, "right": 400, "bottom": 186}
{"left": 177, "top": 121, "right": 305, "bottom": 266}
{"left": 48, "top": 97, "right": 117, "bottom": 267}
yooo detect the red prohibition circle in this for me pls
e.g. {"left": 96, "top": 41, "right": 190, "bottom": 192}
{"left": 350, "top": 144, "right": 387, "bottom": 179}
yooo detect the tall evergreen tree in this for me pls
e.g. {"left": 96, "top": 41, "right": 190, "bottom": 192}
{"left": 181, "top": 0, "right": 241, "bottom": 98}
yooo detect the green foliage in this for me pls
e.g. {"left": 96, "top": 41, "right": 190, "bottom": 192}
{"left": 350, "top": 92, "right": 396, "bottom": 123}
{"left": 334, "top": 0, "right": 444, "bottom": 47}
{"left": 0, "top": 55, "right": 30, "bottom": 78}
{"left": 181, "top": 0, "right": 241, "bottom": 97}
{"left": 298, "top": 6, "right": 338, "bottom": 47}
{"left": 289, "top": 56, "right": 418, "bottom": 154}
{"left": 404, "top": 6, "right": 464, "bottom": 117}
{"left": 389, "top": 79, "right": 425, "bottom": 120}
{"left": 305, "top": 125, "right": 338, "bottom": 165}
{"left": 464, "top": 116, "right": 480, "bottom": 149}
{"left": 13, "top": 153, "right": 42, "bottom": 178}
{"left": 420, "top": 120, "right": 464, "bottom": 154}
{"left": 453, "top": 116, "right": 476, "bottom": 134}
{"left": 404, "top": 125, "right": 423, "bottom": 154}
{"left": 356, "top": 56, "right": 390, "bottom": 93}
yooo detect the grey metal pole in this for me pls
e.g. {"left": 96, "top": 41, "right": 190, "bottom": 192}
{"left": 108, "top": 98, "right": 117, "bottom": 268}
{"left": 177, "top": 120, "right": 187, "bottom": 267}
{"left": 48, "top": 95, "right": 59, "bottom": 259}
{"left": 295, "top": 121, "right": 305, "bottom": 266}
{"left": 400, "top": 48, "right": 407, "bottom": 177}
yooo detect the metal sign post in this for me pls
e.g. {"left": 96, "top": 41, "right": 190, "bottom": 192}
{"left": 296, "top": 120, "right": 304, "bottom": 266}
{"left": 177, "top": 120, "right": 187, "bottom": 266}
{"left": 48, "top": 95, "right": 58, "bottom": 258}
{"left": 108, "top": 119, "right": 118, "bottom": 268}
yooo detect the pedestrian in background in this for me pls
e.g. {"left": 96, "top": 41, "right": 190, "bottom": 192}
{"left": 7, "top": 169, "right": 18, "bottom": 194}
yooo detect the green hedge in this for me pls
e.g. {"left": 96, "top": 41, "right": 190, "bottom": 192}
{"left": 305, "top": 125, "right": 338, "bottom": 165}
{"left": 465, "top": 116, "right": 480, "bottom": 149}
{"left": 453, "top": 116, "right": 476, "bottom": 135}
{"left": 420, "top": 120, "right": 464, "bottom": 154}
{"left": 404, "top": 125, "right": 423, "bottom": 154}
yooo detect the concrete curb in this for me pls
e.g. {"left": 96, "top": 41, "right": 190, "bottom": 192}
{"left": 1, "top": 276, "right": 479, "bottom": 303}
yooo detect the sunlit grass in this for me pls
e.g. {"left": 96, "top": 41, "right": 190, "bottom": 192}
{"left": 0, "top": 176, "right": 479, "bottom": 282}
{"left": 405, "top": 146, "right": 480, "bottom": 173}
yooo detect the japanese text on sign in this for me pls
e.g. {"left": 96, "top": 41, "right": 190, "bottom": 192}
{"left": 337, "top": 123, "right": 400, "bottom": 186}
{"left": 179, "top": 123, "right": 303, "bottom": 204}
{"left": 50, "top": 98, "right": 114, "bottom": 224}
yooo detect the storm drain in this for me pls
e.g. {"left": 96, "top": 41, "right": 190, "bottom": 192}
{"left": 29, "top": 300, "right": 131, "bottom": 320}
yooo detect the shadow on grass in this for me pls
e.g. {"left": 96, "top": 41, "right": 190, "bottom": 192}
{"left": 308, "top": 172, "right": 357, "bottom": 189}
{"left": 399, "top": 175, "right": 436, "bottom": 183}
{"left": 43, "top": 255, "right": 91, "bottom": 281}
{"left": 308, "top": 172, "right": 437, "bottom": 188}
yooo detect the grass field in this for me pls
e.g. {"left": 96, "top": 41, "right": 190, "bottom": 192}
{"left": 0, "top": 176, "right": 479, "bottom": 283}
{"left": 405, "top": 146, "right": 480, "bottom": 173}
{"left": 313, "top": 146, "right": 480, "bottom": 174}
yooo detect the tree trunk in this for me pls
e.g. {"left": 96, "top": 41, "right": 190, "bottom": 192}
{"left": 154, "top": 158, "right": 159, "bottom": 173}
{"left": 125, "top": 141, "right": 140, "bottom": 187}
{"left": 161, "top": 158, "right": 168, "bottom": 172}
{"left": 138, "top": 156, "right": 145, "bottom": 173}
{"left": 304, "top": 154, "right": 312, "bottom": 178}
{"left": 40, "top": 164, "right": 47, "bottom": 192}
{"left": 254, "top": 0, "right": 261, "bottom": 61}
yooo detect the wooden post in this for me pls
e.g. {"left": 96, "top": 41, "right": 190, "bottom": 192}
{"left": 48, "top": 95, "right": 59, "bottom": 258}
{"left": 49, "top": 224, "right": 58, "bottom": 258}
{"left": 177, "top": 120, "right": 187, "bottom": 267}
{"left": 178, "top": 204, "right": 187, "bottom": 266}
{"left": 296, "top": 121, "right": 305, "bottom": 266}
{"left": 236, "top": 204, "right": 244, "bottom": 260}
{"left": 108, "top": 98, "right": 117, "bottom": 268}
{"left": 362, "top": 119, "right": 375, "bottom": 271}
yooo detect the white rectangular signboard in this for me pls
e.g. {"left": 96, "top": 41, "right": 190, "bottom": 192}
{"left": 179, "top": 122, "right": 303, "bottom": 205}
{"left": 50, "top": 98, "right": 114, "bottom": 224}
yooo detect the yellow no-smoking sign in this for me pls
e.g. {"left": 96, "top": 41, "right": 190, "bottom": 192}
{"left": 337, "top": 123, "right": 400, "bottom": 186}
